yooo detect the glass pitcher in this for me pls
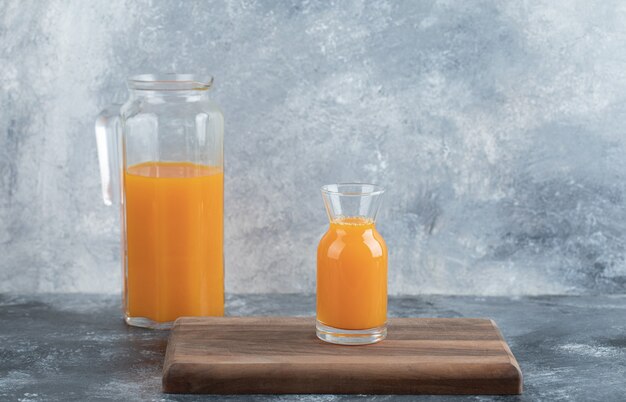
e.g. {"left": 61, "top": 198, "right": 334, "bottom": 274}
{"left": 95, "top": 74, "right": 224, "bottom": 329}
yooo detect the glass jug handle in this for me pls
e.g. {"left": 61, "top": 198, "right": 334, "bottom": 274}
{"left": 95, "top": 105, "right": 122, "bottom": 206}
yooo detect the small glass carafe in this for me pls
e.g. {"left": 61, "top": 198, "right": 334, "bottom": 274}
{"left": 316, "top": 183, "right": 387, "bottom": 344}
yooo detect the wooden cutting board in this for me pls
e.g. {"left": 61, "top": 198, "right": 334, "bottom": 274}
{"left": 162, "top": 317, "right": 522, "bottom": 395}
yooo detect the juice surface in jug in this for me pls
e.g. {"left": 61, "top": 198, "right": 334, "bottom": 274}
{"left": 317, "top": 216, "right": 387, "bottom": 330}
{"left": 124, "top": 161, "right": 224, "bottom": 323}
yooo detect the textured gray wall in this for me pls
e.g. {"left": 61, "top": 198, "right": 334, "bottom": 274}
{"left": 1, "top": 0, "right": 626, "bottom": 295}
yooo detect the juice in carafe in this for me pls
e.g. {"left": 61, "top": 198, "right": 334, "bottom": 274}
{"left": 317, "top": 216, "right": 387, "bottom": 330}
{"left": 124, "top": 162, "right": 224, "bottom": 323}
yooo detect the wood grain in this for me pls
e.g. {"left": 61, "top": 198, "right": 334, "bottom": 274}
{"left": 162, "top": 317, "right": 522, "bottom": 395}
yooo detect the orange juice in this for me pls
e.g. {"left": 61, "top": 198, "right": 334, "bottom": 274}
{"left": 124, "top": 162, "right": 224, "bottom": 323}
{"left": 317, "top": 217, "right": 387, "bottom": 330}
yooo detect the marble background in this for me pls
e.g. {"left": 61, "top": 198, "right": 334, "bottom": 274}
{"left": 1, "top": 0, "right": 626, "bottom": 295}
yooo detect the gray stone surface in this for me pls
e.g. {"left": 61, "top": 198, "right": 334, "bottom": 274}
{"left": 1, "top": 293, "right": 625, "bottom": 401}
{"left": 2, "top": 1, "right": 626, "bottom": 295}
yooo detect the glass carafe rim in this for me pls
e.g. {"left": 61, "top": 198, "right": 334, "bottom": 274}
{"left": 128, "top": 73, "right": 213, "bottom": 91}
{"left": 321, "top": 183, "right": 384, "bottom": 197}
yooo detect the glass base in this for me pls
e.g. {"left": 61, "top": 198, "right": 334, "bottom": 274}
{"left": 125, "top": 315, "right": 174, "bottom": 330}
{"left": 316, "top": 320, "right": 387, "bottom": 345}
